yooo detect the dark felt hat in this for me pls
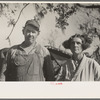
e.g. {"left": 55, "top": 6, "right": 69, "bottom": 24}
{"left": 25, "top": 19, "right": 40, "bottom": 31}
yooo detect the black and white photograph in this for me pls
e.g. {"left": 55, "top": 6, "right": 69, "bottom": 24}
{"left": 0, "top": 1, "right": 100, "bottom": 98}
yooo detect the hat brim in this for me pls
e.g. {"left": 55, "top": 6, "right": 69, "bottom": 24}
{"left": 46, "top": 47, "right": 72, "bottom": 60}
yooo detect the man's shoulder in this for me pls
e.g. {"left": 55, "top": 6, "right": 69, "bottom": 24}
{"left": 85, "top": 54, "right": 99, "bottom": 65}
{"left": 84, "top": 55, "right": 94, "bottom": 62}
{"left": 36, "top": 44, "right": 50, "bottom": 57}
{"left": 7, "top": 44, "right": 20, "bottom": 55}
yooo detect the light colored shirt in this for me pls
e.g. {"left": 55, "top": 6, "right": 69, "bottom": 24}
{"left": 62, "top": 55, "right": 100, "bottom": 81}
{"left": 5, "top": 43, "right": 54, "bottom": 81}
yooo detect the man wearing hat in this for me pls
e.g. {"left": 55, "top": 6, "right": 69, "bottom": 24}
{"left": 4, "top": 19, "right": 54, "bottom": 81}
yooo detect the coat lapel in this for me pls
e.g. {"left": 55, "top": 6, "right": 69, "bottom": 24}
{"left": 71, "top": 55, "right": 87, "bottom": 81}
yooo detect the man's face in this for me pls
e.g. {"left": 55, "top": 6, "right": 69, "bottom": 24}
{"left": 70, "top": 37, "right": 83, "bottom": 55}
{"left": 23, "top": 25, "right": 39, "bottom": 45}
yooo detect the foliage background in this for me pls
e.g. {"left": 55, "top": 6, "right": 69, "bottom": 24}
{"left": 0, "top": 3, "right": 100, "bottom": 59}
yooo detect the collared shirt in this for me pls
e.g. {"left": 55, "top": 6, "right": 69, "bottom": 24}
{"left": 56, "top": 54, "right": 100, "bottom": 81}
{"left": 5, "top": 43, "right": 54, "bottom": 81}
{"left": 63, "top": 55, "right": 100, "bottom": 81}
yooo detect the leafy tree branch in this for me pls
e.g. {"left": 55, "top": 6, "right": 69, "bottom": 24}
{"left": 6, "top": 3, "right": 29, "bottom": 46}
{"left": 76, "top": 3, "right": 100, "bottom": 8}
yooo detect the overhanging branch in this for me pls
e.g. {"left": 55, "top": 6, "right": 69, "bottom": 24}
{"left": 6, "top": 3, "right": 29, "bottom": 45}
{"left": 76, "top": 3, "right": 100, "bottom": 8}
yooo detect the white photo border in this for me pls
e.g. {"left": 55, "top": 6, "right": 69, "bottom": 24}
{"left": 0, "top": 1, "right": 100, "bottom": 99}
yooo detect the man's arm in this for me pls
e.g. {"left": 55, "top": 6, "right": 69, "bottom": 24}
{"left": 0, "top": 48, "right": 9, "bottom": 81}
{"left": 42, "top": 47, "right": 55, "bottom": 81}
